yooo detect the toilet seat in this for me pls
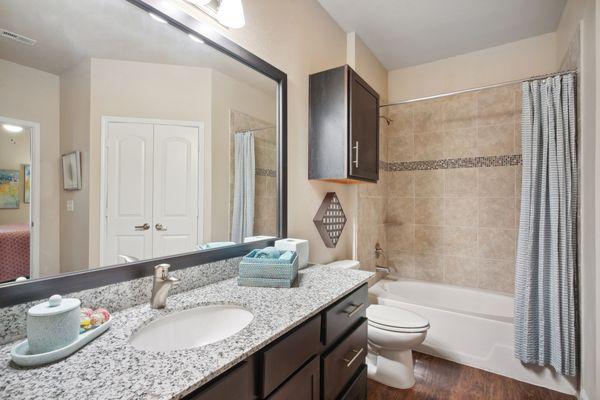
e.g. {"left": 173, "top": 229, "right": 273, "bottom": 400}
{"left": 367, "top": 305, "right": 429, "bottom": 333}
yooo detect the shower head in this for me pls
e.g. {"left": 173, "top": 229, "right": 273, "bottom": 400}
{"left": 379, "top": 115, "right": 393, "bottom": 126}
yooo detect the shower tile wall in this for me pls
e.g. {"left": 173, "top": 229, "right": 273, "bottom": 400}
{"left": 229, "top": 110, "right": 277, "bottom": 239}
{"left": 372, "top": 84, "right": 522, "bottom": 293}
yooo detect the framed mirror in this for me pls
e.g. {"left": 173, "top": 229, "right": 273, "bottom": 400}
{"left": 0, "top": 0, "right": 287, "bottom": 306}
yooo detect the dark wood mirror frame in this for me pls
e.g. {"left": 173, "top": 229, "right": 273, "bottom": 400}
{"left": 0, "top": 0, "right": 287, "bottom": 308}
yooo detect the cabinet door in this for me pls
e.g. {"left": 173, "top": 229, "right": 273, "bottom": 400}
{"left": 267, "top": 356, "right": 320, "bottom": 400}
{"left": 185, "top": 358, "right": 257, "bottom": 400}
{"left": 348, "top": 71, "right": 379, "bottom": 182}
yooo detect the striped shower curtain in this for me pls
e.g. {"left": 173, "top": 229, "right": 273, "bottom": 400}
{"left": 231, "top": 132, "right": 255, "bottom": 243}
{"left": 514, "top": 73, "right": 578, "bottom": 376}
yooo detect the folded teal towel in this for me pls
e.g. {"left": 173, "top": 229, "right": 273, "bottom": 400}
{"left": 255, "top": 246, "right": 281, "bottom": 259}
{"left": 279, "top": 251, "right": 294, "bottom": 262}
{"left": 197, "top": 241, "right": 236, "bottom": 250}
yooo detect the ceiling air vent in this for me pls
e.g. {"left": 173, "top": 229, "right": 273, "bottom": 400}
{"left": 1, "top": 29, "right": 37, "bottom": 46}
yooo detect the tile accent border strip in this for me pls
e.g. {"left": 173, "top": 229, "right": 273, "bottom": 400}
{"left": 256, "top": 168, "right": 276, "bottom": 177}
{"left": 381, "top": 154, "right": 522, "bottom": 172}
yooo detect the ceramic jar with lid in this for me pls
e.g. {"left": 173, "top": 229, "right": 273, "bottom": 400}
{"left": 27, "top": 294, "right": 81, "bottom": 354}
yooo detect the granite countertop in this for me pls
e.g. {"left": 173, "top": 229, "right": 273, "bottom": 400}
{"left": 0, "top": 265, "right": 373, "bottom": 400}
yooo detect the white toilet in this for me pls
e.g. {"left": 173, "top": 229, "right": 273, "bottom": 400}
{"left": 327, "top": 260, "right": 430, "bottom": 389}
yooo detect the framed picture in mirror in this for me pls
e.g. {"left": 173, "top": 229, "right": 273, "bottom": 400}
{"left": 62, "top": 151, "right": 81, "bottom": 191}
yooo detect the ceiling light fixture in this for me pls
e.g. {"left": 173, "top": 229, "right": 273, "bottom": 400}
{"left": 2, "top": 124, "right": 23, "bottom": 133}
{"left": 148, "top": 12, "right": 167, "bottom": 24}
{"left": 188, "top": 33, "right": 204, "bottom": 44}
{"left": 217, "top": 0, "right": 245, "bottom": 29}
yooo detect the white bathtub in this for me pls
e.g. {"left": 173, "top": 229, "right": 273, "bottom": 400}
{"left": 369, "top": 279, "right": 576, "bottom": 395}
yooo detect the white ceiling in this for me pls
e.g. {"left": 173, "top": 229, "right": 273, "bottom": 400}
{"left": 0, "top": 0, "right": 275, "bottom": 93}
{"left": 318, "top": 0, "right": 567, "bottom": 70}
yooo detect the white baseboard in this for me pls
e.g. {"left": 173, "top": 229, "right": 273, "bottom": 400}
{"left": 579, "top": 389, "right": 589, "bottom": 400}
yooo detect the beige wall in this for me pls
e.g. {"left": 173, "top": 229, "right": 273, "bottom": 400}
{"left": 59, "top": 60, "right": 91, "bottom": 273}
{"left": 387, "top": 32, "right": 557, "bottom": 102}
{"left": 0, "top": 129, "right": 31, "bottom": 225}
{"left": 175, "top": 0, "right": 355, "bottom": 264}
{"left": 555, "top": 0, "right": 598, "bottom": 399}
{"left": 211, "top": 70, "right": 276, "bottom": 242}
{"left": 88, "top": 58, "right": 213, "bottom": 267}
{"left": 347, "top": 32, "right": 389, "bottom": 102}
{"left": 0, "top": 59, "right": 60, "bottom": 277}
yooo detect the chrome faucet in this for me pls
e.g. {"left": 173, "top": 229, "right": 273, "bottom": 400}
{"left": 150, "top": 264, "right": 180, "bottom": 309}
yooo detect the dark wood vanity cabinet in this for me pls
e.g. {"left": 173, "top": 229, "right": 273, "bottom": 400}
{"left": 184, "top": 284, "right": 368, "bottom": 400}
{"left": 309, "top": 65, "right": 379, "bottom": 183}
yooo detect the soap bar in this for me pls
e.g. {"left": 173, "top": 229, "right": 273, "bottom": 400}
{"left": 275, "top": 238, "right": 309, "bottom": 269}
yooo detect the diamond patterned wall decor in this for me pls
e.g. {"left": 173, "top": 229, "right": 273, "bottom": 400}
{"left": 313, "top": 192, "right": 346, "bottom": 248}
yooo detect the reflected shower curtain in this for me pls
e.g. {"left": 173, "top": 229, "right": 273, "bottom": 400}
{"left": 514, "top": 74, "right": 578, "bottom": 376}
{"left": 231, "top": 132, "right": 255, "bottom": 243}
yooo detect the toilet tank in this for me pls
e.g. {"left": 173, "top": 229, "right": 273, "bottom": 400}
{"left": 326, "top": 260, "right": 360, "bottom": 270}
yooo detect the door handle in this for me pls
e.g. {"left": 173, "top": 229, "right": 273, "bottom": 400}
{"left": 155, "top": 223, "right": 167, "bottom": 231}
{"left": 135, "top": 223, "right": 150, "bottom": 231}
{"left": 352, "top": 141, "right": 359, "bottom": 168}
{"left": 342, "top": 303, "right": 364, "bottom": 318}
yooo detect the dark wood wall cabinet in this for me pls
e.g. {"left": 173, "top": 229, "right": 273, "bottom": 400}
{"left": 185, "top": 284, "right": 368, "bottom": 400}
{"left": 309, "top": 65, "right": 380, "bottom": 184}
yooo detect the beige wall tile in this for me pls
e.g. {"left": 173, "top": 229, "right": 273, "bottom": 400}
{"left": 415, "top": 225, "right": 443, "bottom": 254}
{"left": 414, "top": 132, "right": 445, "bottom": 160}
{"left": 479, "top": 228, "right": 516, "bottom": 260}
{"left": 387, "top": 104, "right": 413, "bottom": 136}
{"left": 443, "top": 226, "right": 478, "bottom": 257}
{"left": 444, "top": 128, "right": 477, "bottom": 158}
{"left": 388, "top": 171, "right": 415, "bottom": 196}
{"left": 359, "top": 196, "right": 385, "bottom": 226}
{"left": 445, "top": 169, "right": 478, "bottom": 197}
{"left": 479, "top": 197, "right": 515, "bottom": 228}
{"left": 388, "top": 135, "right": 414, "bottom": 162}
{"left": 444, "top": 256, "right": 478, "bottom": 287}
{"left": 478, "top": 258, "right": 515, "bottom": 293}
{"left": 386, "top": 223, "right": 414, "bottom": 252}
{"left": 444, "top": 197, "right": 478, "bottom": 226}
{"left": 414, "top": 253, "right": 444, "bottom": 282}
{"left": 388, "top": 251, "right": 415, "bottom": 278}
{"left": 478, "top": 166, "right": 516, "bottom": 196}
{"left": 415, "top": 170, "right": 444, "bottom": 196}
{"left": 477, "top": 123, "right": 515, "bottom": 156}
{"left": 357, "top": 224, "right": 386, "bottom": 262}
{"left": 386, "top": 197, "right": 414, "bottom": 225}
{"left": 515, "top": 197, "right": 521, "bottom": 228}
{"left": 415, "top": 197, "right": 444, "bottom": 225}
{"left": 443, "top": 92, "right": 477, "bottom": 131}
{"left": 413, "top": 100, "right": 444, "bottom": 133}
{"left": 477, "top": 86, "right": 515, "bottom": 126}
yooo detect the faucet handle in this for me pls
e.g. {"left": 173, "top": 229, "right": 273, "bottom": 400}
{"left": 154, "top": 263, "right": 171, "bottom": 279}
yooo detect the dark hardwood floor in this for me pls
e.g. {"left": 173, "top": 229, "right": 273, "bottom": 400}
{"left": 367, "top": 352, "right": 576, "bottom": 400}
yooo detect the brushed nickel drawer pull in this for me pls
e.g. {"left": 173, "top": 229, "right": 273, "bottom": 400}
{"left": 352, "top": 141, "right": 359, "bottom": 168}
{"left": 343, "top": 303, "right": 364, "bottom": 318}
{"left": 342, "top": 347, "right": 364, "bottom": 368}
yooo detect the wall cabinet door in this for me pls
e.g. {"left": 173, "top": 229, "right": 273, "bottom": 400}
{"left": 309, "top": 65, "right": 379, "bottom": 183}
{"left": 348, "top": 71, "right": 379, "bottom": 181}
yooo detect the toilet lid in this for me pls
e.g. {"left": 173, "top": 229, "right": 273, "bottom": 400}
{"left": 367, "top": 305, "right": 429, "bottom": 330}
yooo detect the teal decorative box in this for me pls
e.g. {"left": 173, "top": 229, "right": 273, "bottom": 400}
{"left": 237, "top": 277, "right": 295, "bottom": 288}
{"left": 238, "top": 249, "right": 298, "bottom": 281}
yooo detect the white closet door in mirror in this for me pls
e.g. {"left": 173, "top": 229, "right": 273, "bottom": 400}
{"left": 152, "top": 124, "right": 200, "bottom": 258}
{"left": 104, "top": 122, "right": 154, "bottom": 265}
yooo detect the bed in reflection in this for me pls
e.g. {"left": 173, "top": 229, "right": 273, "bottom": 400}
{"left": 0, "top": 224, "right": 29, "bottom": 283}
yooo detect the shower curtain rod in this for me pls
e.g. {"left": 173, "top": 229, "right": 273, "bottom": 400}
{"left": 237, "top": 126, "right": 275, "bottom": 133}
{"left": 379, "top": 69, "right": 577, "bottom": 108}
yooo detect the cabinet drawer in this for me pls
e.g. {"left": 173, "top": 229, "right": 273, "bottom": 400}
{"left": 322, "top": 284, "right": 367, "bottom": 346}
{"left": 322, "top": 319, "right": 368, "bottom": 400}
{"left": 185, "top": 356, "right": 256, "bottom": 400}
{"left": 339, "top": 364, "right": 367, "bottom": 400}
{"left": 261, "top": 315, "right": 321, "bottom": 397}
{"left": 267, "top": 356, "right": 320, "bottom": 400}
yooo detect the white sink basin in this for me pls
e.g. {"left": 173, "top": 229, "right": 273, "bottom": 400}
{"left": 130, "top": 305, "right": 254, "bottom": 352}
